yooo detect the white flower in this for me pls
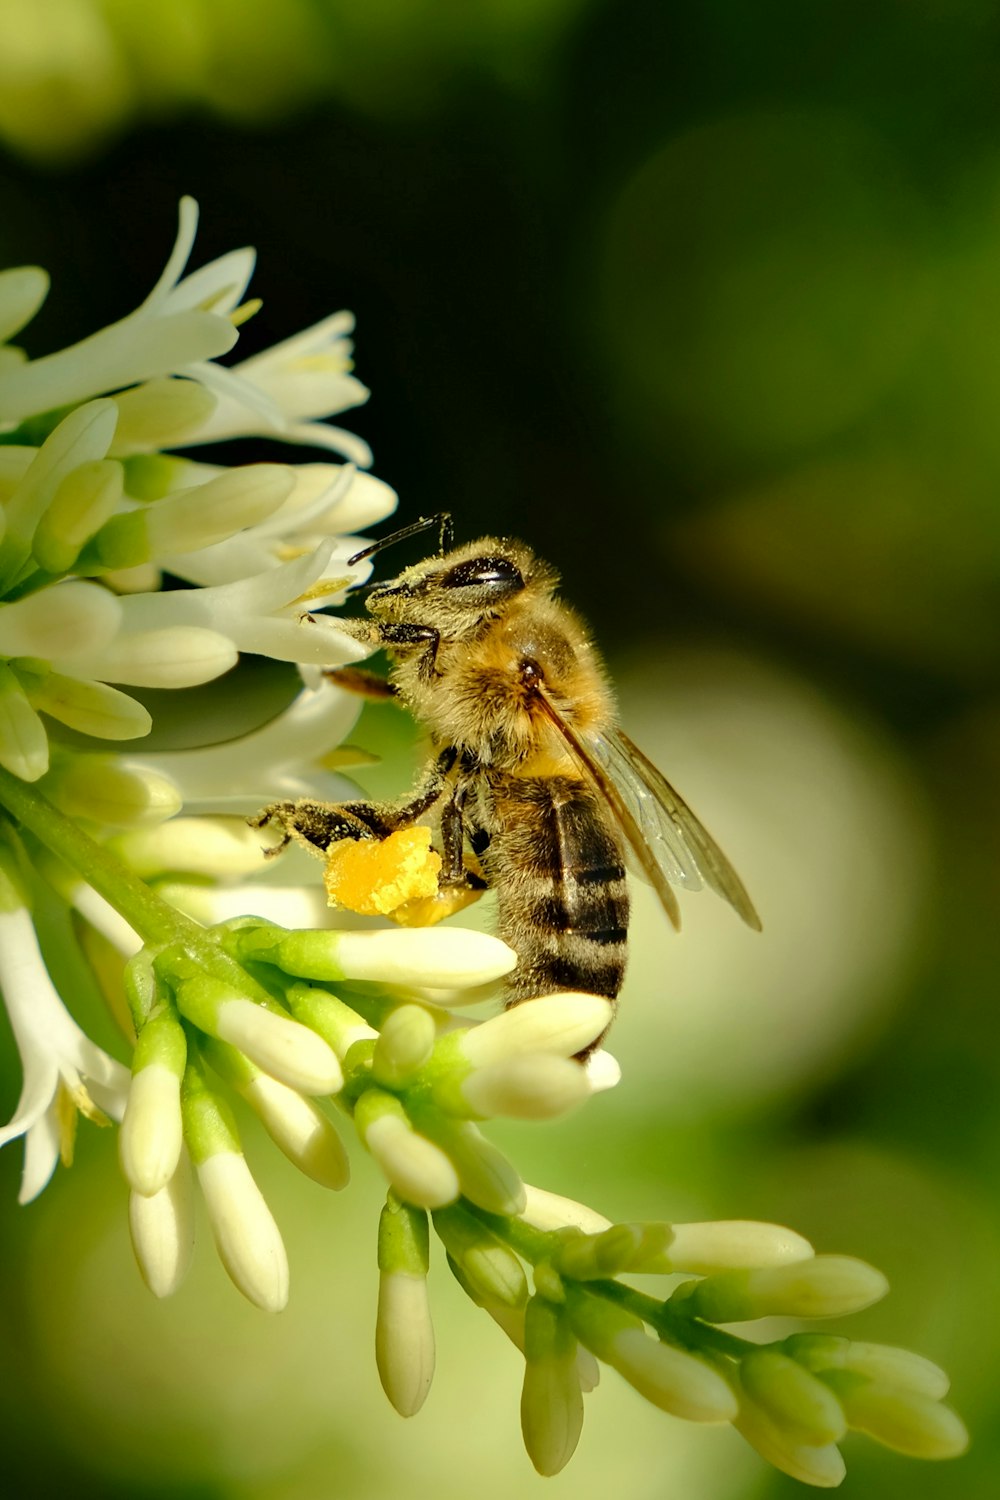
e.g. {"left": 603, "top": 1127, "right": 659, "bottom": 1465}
{"left": 181, "top": 310, "right": 373, "bottom": 464}
{"left": 0, "top": 904, "right": 129, "bottom": 1202}
{"left": 0, "top": 198, "right": 245, "bottom": 426}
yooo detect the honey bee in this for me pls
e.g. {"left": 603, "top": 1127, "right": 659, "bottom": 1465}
{"left": 254, "top": 516, "right": 760, "bottom": 1022}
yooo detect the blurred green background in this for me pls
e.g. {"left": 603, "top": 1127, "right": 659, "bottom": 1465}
{"left": 1, "top": 1, "right": 998, "bottom": 1496}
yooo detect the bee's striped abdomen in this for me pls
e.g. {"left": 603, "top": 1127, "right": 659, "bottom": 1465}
{"left": 484, "top": 775, "right": 629, "bottom": 1006}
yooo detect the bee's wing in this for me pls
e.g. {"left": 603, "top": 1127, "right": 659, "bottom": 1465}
{"left": 533, "top": 691, "right": 682, "bottom": 931}
{"left": 595, "top": 728, "right": 762, "bottom": 931}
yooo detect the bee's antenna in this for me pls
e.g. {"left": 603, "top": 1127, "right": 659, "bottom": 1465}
{"left": 348, "top": 513, "right": 453, "bottom": 568}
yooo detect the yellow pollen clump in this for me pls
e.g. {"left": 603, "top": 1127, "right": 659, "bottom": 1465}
{"left": 323, "top": 826, "right": 442, "bottom": 916}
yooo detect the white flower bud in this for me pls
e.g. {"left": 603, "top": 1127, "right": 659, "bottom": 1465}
{"left": 667, "top": 1220, "right": 815, "bottom": 1274}
{"left": 0, "top": 665, "right": 48, "bottom": 780}
{"left": 115, "top": 816, "right": 269, "bottom": 877}
{"left": 128, "top": 1152, "right": 195, "bottom": 1299}
{"left": 736, "top": 1397, "right": 847, "bottom": 1488}
{"left": 372, "top": 1004, "right": 436, "bottom": 1089}
{"left": 214, "top": 998, "right": 343, "bottom": 1095}
{"left": 458, "top": 994, "right": 614, "bottom": 1068}
{"left": 0, "top": 578, "right": 121, "bottom": 660}
{"left": 839, "top": 1383, "right": 968, "bottom": 1460}
{"left": 740, "top": 1350, "right": 846, "bottom": 1446}
{"left": 196, "top": 1149, "right": 289, "bottom": 1312}
{"left": 144, "top": 464, "right": 294, "bottom": 554}
{"left": 610, "top": 1328, "right": 738, "bottom": 1423}
{"left": 120, "top": 1062, "right": 184, "bottom": 1196}
{"left": 520, "top": 1184, "right": 613, "bottom": 1236}
{"left": 462, "top": 1054, "right": 593, "bottom": 1120}
{"left": 242, "top": 1074, "right": 349, "bottom": 1189}
{"left": 521, "top": 1297, "right": 585, "bottom": 1476}
{"left": 376, "top": 1272, "right": 436, "bottom": 1417}
{"left": 112, "top": 376, "right": 218, "bottom": 451}
{"left": 27, "top": 673, "right": 152, "bottom": 742}
{"left": 840, "top": 1342, "right": 950, "bottom": 1400}
{"left": 332, "top": 927, "right": 517, "bottom": 988}
{"left": 356, "top": 1093, "right": 459, "bottom": 1210}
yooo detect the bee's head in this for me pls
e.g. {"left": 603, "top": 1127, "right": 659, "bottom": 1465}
{"left": 365, "top": 536, "right": 553, "bottom": 631}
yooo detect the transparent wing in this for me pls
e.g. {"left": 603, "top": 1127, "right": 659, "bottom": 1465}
{"left": 592, "top": 729, "right": 762, "bottom": 930}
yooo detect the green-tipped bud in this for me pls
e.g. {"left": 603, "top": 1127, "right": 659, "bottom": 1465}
{"left": 735, "top": 1394, "right": 847, "bottom": 1488}
{"left": 416, "top": 1115, "right": 525, "bottom": 1216}
{"left": 554, "top": 1223, "right": 674, "bottom": 1280}
{"left": 113, "top": 377, "right": 217, "bottom": 452}
{"left": 116, "top": 816, "right": 268, "bottom": 878}
{"left": 461, "top": 1054, "right": 593, "bottom": 1120}
{"left": 372, "top": 1004, "right": 436, "bottom": 1089}
{"left": 128, "top": 1150, "right": 195, "bottom": 1299}
{"left": 119, "top": 1005, "right": 187, "bottom": 1195}
{"left": 433, "top": 1203, "right": 528, "bottom": 1309}
{"left": 376, "top": 1198, "right": 435, "bottom": 1416}
{"left": 242, "top": 1074, "right": 350, "bottom": 1190}
{"left": 25, "top": 672, "right": 152, "bottom": 742}
{"left": 32, "top": 458, "right": 124, "bottom": 572}
{"left": 832, "top": 1379, "right": 969, "bottom": 1460}
{"left": 0, "top": 662, "right": 48, "bottom": 780}
{"left": 784, "top": 1335, "right": 950, "bottom": 1400}
{"left": 740, "top": 1350, "right": 847, "bottom": 1446}
{"left": 674, "top": 1255, "right": 889, "bottom": 1323}
{"left": 283, "top": 983, "right": 378, "bottom": 1060}
{"left": 521, "top": 1295, "right": 585, "bottom": 1476}
{"left": 452, "top": 994, "right": 614, "bottom": 1070}
{"left": 565, "top": 1289, "right": 737, "bottom": 1423}
{"left": 355, "top": 1089, "right": 459, "bottom": 1209}
{"left": 173, "top": 976, "right": 342, "bottom": 1096}
{"left": 231, "top": 923, "right": 517, "bottom": 989}
{"left": 181, "top": 1060, "right": 289, "bottom": 1312}
{"left": 46, "top": 754, "right": 181, "bottom": 828}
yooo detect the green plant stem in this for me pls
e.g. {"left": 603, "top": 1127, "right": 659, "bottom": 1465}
{"left": 464, "top": 1199, "right": 754, "bottom": 1361}
{"left": 0, "top": 764, "right": 201, "bottom": 946}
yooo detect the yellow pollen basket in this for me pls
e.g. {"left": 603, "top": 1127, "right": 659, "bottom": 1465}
{"left": 323, "top": 826, "right": 443, "bottom": 918}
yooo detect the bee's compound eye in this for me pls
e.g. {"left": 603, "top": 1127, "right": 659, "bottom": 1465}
{"left": 440, "top": 556, "right": 524, "bottom": 593}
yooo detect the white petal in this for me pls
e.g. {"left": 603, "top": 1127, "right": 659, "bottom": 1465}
{"left": 0, "top": 667, "right": 49, "bottom": 780}
{"left": 68, "top": 627, "right": 238, "bottom": 687}
{"left": 140, "top": 197, "right": 200, "bottom": 312}
{"left": 0, "top": 266, "right": 49, "bottom": 344}
{"left": 164, "top": 246, "right": 256, "bottom": 317}
{"left": 19, "top": 1101, "right": 62, "bottom": 1204}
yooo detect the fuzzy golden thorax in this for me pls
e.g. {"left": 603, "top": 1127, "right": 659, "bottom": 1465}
{"left": 346, "top": 537, "right": 615, "bottom": 770}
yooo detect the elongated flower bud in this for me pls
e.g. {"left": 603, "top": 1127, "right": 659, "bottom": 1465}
{"left": 674, "top": 1255, "right": 889, "bottom": 1323}
{"left": 416, "top": 1115, "right": 525, "bottom": 1216}
{"left": 784, "top": 1334, "right": 950, "bottom": 1399}
{"left": 832, "top": 1380, "right": 969, "bottom": 1460}
{"left": 735, "top": 1394, "right": 847, "bottom": 1488}
{"left": 182, "top": 1060, "right": 288, "bottom": 1312}
{"left": 740, "top": 1349, "right": 846, "bottom": 1446}
{"left": 283, "top": 983, "right": 378, "bottom": 1059}
{"left": 433, "top": 1203, "right": 528, "bottom": 1309}
{"left": 355, "top": 1088, "right": 459, "bottom": 1209}
{"left": 376, "top": 1197, "right": 435, "bottom": 1417}
{"left": 521, "top": 1295, "right": 585, "bottom": 1476}
{"left": 372, "top": 1004, "right": 436, "bottom": 1089}
{"left": 173, "top": 975, "right": 342, "bottom": 1096}
{"left": 231, "top": 922, "right": 517, "bottom": 989}
{"left": 565, "top": 1289, "right": 737, "bottom": 1423}
{"left": 461, "top": 1054, "right": 593, "bottom": 1120}
{"left": 32, "top": 458, "right": 124, "bottom": 572}
{"left": 119, "top": 1004, "right": 187, "bottom": 1196}
{"left": 450, "top": 993, "right": 614, "bottom": 1071}
{"left": 128, "top": 1149, "right": 196, "bottom": 1299}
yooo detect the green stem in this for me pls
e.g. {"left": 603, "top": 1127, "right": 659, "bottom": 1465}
{"left": 464, "top": 1199, "right": 756, "bottom": 1362}
{"left": 0, "top": 764, "right": 201, "bottom": 946}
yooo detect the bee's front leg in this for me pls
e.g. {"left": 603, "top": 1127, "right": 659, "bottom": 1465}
{"left": 249, "top": 800, "right": 390, "bottom": 859}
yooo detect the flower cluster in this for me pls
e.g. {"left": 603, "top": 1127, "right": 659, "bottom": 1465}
{"left": 0, "top": 204, "right": 968, "bottom": 1491}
